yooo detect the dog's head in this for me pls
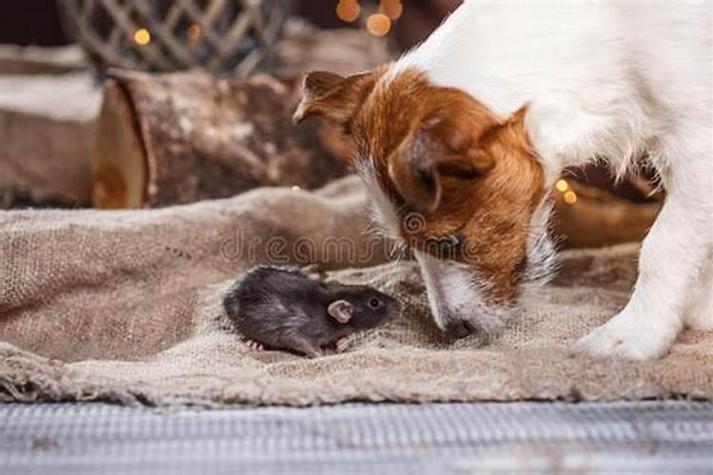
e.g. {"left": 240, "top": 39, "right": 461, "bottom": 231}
{"left": 294, "top": 67, "right": 554, "bottom": 337}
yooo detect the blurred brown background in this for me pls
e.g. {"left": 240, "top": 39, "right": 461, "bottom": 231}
{"left": 1, "top": 0, "right": 462, "bottom": 49}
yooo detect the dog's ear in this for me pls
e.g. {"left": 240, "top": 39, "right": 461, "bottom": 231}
{"left": 388, "top": 114, "right": 496, "bottom": 214}
{"left": 327, "top": 299, "right": 353, "bottom": 324}
{"left": 293, "top": 70, "right": 379, "bottom": 125}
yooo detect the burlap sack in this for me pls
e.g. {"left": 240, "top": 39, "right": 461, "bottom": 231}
{"left": 1, "top": 176, "right": 711, "bottom": 406}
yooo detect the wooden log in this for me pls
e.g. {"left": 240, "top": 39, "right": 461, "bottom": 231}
{"left": 0, "top": 45, "right": 87, "bottom": 75}
{"left": 92, "top": 70, "right": 349, "bottom": 208}
{"left": 91, "top": 79, "right": 146, "bottom": 208}
{"left": 0, "top": 72, "right": 101, "bottom": 208}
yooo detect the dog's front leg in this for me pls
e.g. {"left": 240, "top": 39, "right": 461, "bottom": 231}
{"left": 575, "top": 162, "right": 712, "bottom": 360}
{"left": 685, "top": 247, "right": 713, "bottom": 331}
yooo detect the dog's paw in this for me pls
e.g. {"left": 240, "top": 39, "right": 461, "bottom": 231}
{"left": 573, "top": 311, "right": 672, "bottom": 361}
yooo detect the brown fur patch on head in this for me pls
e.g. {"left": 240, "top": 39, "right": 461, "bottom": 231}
{"left": 295, "top": 67, "right": 546, "bottom": 303}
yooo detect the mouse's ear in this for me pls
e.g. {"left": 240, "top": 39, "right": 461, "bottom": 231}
{"left": 327, "top": 300, "right": 353, "bottom": 324}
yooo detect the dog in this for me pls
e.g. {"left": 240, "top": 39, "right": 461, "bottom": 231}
{"left": 294, "top": 1, "right": 713, "bottom": 360}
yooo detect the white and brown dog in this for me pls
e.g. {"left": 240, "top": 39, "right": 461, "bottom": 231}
{"left": 294, "top": 1, "right": 713, "bottom": 360}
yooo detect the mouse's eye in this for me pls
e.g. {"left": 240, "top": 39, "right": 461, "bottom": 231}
{"left": 369, "top": 298, "right": 381, "bottom": 309}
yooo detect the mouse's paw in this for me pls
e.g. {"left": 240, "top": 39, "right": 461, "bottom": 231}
{"left": 244, "top": 339, "right": 264, "bottom": 352}
{"left": 335, "top": 337, "right": 349, "bottom": 353}
{"left": 321, "top": 338, "right": 350, "bottom": 356}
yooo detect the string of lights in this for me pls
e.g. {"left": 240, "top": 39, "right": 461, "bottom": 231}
{"left": 132, "top": 23, "right": 202, "bottom": 47}
{"left": 336, "top": 0, "right": 404, "bottom": 37}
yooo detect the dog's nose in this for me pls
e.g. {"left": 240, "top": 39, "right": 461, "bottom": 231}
{"left": 443, "top": 314, "right": 477, "bottom": 340}
{"left": 435, "top": 304, "right": 473, "bottom": 339}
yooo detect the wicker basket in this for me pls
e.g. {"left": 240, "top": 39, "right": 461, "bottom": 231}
{"left": 58, "top": 0, "right": 290, "bottom": 75}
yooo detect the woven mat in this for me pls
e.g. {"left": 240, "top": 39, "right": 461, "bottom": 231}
{"left": 1, "top": 176, "right": 712, "bottom": 406}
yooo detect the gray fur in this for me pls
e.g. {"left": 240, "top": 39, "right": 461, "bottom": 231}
{"left": 223, "top": 266, "right": 399, "bottom": 358}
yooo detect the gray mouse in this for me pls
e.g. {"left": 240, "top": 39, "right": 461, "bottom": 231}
{"left": 223, "top": 265, "right": 399, "bottom": 358}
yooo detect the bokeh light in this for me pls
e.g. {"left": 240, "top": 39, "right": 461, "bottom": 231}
{"left": 187, "top": 24, "right": 202, "bottom": 41}
{"left": 380, "top": 0, "right": 403, "bottom": 20}
{"left": 133, "top": 28, "right": 151, "bottom": 46}
{"left": 336, "top": 0, "right": 361, "bottom": 23}
{"left": 555, "top": 179, "right": 569, "bottom": 192}
{"left": 564, "top": 190, "right": 578, "bottom": 205}
{"left": 366, "top": 13, "right": 391, "bottom": 37}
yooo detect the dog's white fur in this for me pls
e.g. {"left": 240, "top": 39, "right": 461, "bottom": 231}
{"left": 378, "top": 0, "right": 713, "bottom": 359}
